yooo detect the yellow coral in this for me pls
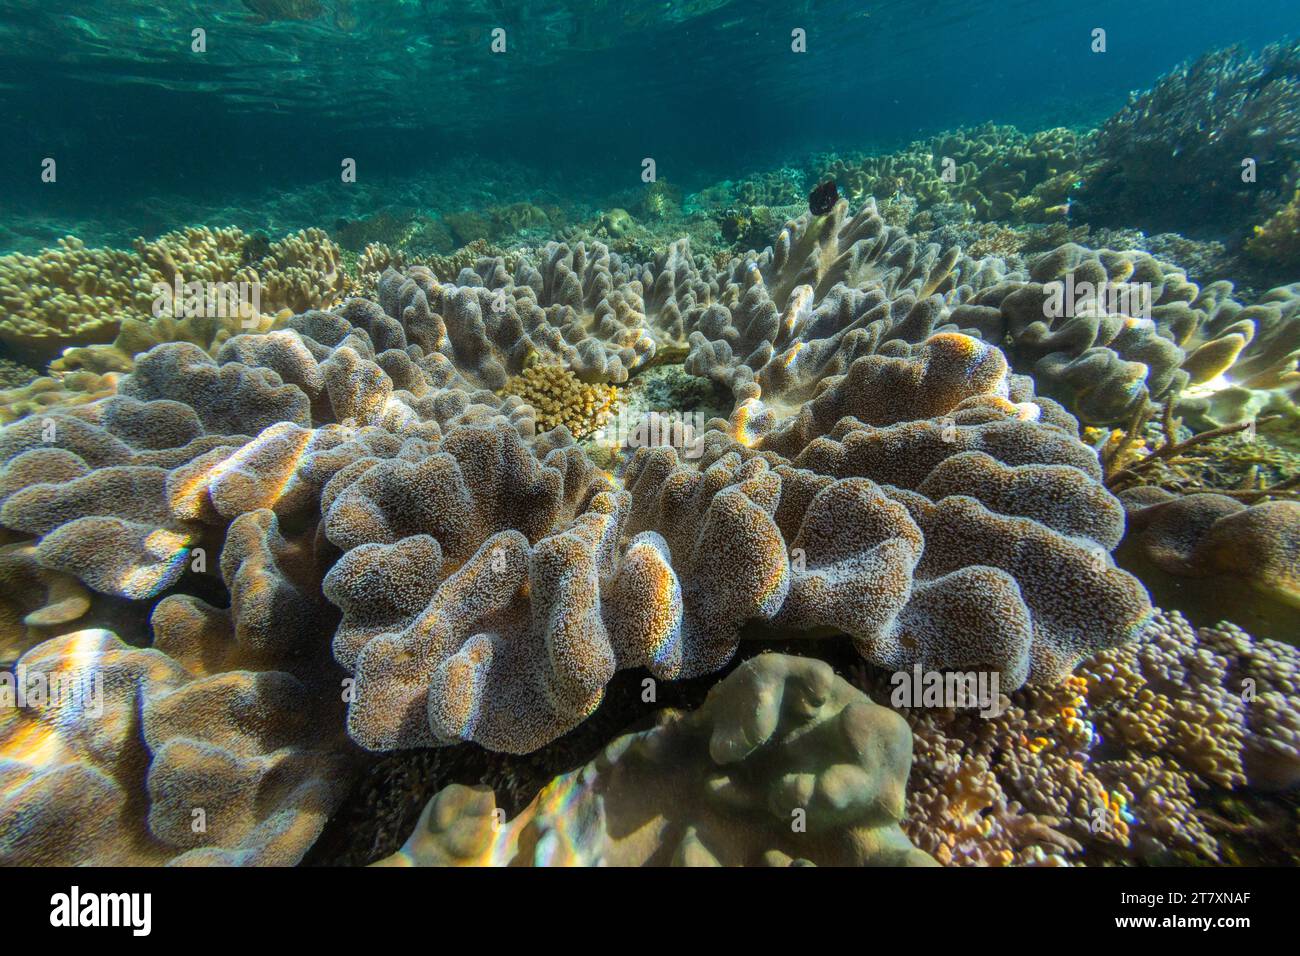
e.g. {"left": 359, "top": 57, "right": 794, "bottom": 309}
{"left": 0, "top": 237, "right": 153, "bottom": 365}
{"left": 500, "top": 364, "right": 619, "bottom": 440}
{"left": 0, "top": 227, "right": 344, "bottom": 371}
{"left": 1246, "top": 187, "right": 1300, "bottom": 271}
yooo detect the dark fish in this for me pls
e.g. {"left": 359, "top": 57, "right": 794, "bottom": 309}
{"left": 808, "top": 180, "right": 839, "bottom": 215}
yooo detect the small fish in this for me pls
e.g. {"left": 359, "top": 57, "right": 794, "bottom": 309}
{"left": 808, "top": 180, "right": 839, "bottom": 216}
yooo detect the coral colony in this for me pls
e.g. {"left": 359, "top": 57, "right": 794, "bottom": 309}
{"left": 0, "top": 19, "right": 1298, "bottom": 872}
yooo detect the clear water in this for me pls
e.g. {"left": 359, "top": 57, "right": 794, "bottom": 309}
{"left": 0, "top": 0, "right": 1298, "bottom": 874}
{"left": 1, "top": 0, "right": 1297, "bottom": 248}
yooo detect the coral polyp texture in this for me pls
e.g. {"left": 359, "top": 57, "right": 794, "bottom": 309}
{"left": 853, "top": 609, "right": 1300, "bottom": 865}
{"left": 2, "top": 73, "right": 1300, "bottom": 872}
{"left": 0, "top": 615, "right": 350, "bottom": 865}
{"left": 0, "top": 203, "right": 1154, "bottom": 767}
{"left": 378, "top": 654, "right": 936, "bottom": 867}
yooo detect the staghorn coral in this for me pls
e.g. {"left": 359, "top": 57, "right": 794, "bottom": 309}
{"left": 377, "top": 653, "right": 935, "bottom": 867}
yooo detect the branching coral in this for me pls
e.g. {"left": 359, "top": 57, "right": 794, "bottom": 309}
{"left": 500, "top": 363, "right": 619, "bottom": 440}
{"left": 858, "top": 609, "right": 1298, "bottom": 864}
{"left": 0, "top": 226, "right": 345, "bottom": 371}
{"left": 1077, "top": 40, "right": 1300, "bottom": 239}
{"left": 0, "top": 237, "right": 153, "bottom": 366}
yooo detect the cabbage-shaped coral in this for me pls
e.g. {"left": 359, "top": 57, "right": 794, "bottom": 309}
{"left": 378, "top": 653, "right": 936, "bottom": 867}
{"left": 0, "top": 212, "right": 1149, "bottom": 775}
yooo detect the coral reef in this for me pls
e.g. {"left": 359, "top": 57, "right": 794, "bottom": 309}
{"left": 0, "top": 94, "right": 1296, "bottom": 871}
{"left": 1077, "top": 41, "right": 1300, "bottom": 240}
{"left": 818, "top": 123, "right": 1088, "bottom": 225}
{"left": 0, "top": 237, "right": 153, "bottom": 366}
{"left": 377, "top": 654, "right": 936, "bottom": 866}
{"left": 1245, "top": 188, "right": 1300, "bottom": 275}
{"left": 0, "top": 200, "right": 1152, "bottom": 766}
{"left": 859, "top": 609, "right": 1298, "bottom": 864}
{"left": 952, "top": 243, "right": 1300, "bottom": 426}
{"left": 0, "top": 226, "right": 345, "bottom": 369}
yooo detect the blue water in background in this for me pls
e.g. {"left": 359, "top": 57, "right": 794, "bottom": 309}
{"left": 0, "top": 0, "right": 1297, "bottom": 242}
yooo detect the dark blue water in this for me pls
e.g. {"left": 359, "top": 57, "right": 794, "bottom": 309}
{"left": 0, "top": 0, "right": 1297, "bottom": 243}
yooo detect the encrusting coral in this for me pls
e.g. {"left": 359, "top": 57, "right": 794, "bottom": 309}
{"left": 377, "top": 653, "right": 936, "bottom": 867}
